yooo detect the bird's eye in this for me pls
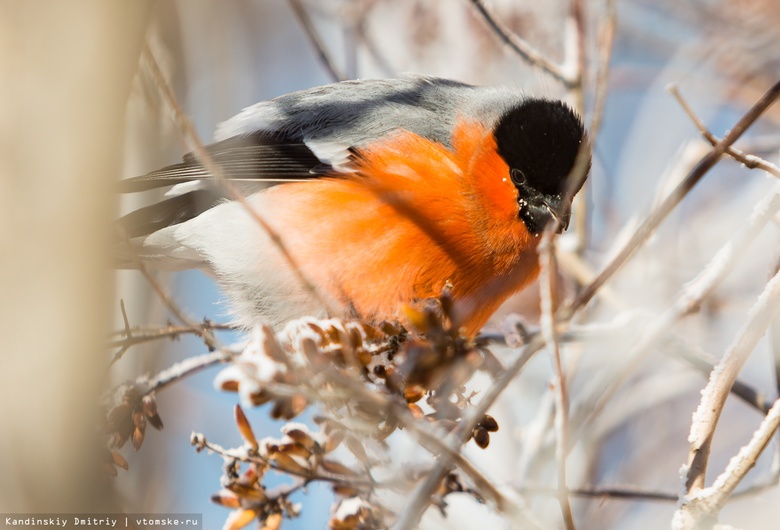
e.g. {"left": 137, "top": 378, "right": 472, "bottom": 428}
{"left": 510, "top": 169, "right": 526, "bottom": 186}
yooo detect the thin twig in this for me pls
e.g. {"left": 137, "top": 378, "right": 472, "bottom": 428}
{"left": 109, "top": 300, "right": 133, "bottom": 366}
{"left": 143, "top": 349, "right": 235, "bottom": 396}
{"left": 539, "top": 226, "right": 575, "bottom": 530}
{"left": 566, "top": 0, "right": 587, "bottom": 106}
{"left": 192, "top": 433, "right": 376, "bottom": 487}
{"left": 108, "top": 322, "right": 236, "bottom": 349}
{"left": 668, "top": 84, "right": 780, "bottom": 179}
{"left": 588, "top": 0, "right": 617, "bottom": 142}
{"left": 684, "top": 268, "right": 780, "bottom": 494}
{"left": 468, "top": 0, "right": 568, "bottom": 85}
{"left": 287, "top": 0, "right": 346, "bottom": 82}
{"left": 568, "top": 0, "right": 615, "bottom": 249}
{"left": 140, "top": 44, "right": 340, "bottom": 319}
{"left": 517, "top": 482, "right": 678, "bottom": 502}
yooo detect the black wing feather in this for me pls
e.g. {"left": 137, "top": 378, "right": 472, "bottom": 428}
{"left": 117, "top": 190, "right": 222, "bottom": 239}
{"left": 118, "top": 133, "right": 333, "bottom": 193}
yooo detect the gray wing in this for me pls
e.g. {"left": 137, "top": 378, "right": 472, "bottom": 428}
{"left": 117, "top": 77, "right": 525, "bottom": 239}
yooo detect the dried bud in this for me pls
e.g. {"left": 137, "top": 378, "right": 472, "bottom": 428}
{"left": 262, "top": 513, "right": 282, "bottom": 530}
{"left": 211, "top": 491, "right": 242, "bottom": 509}
{"left": 225, "top": 483, "right": 268, "bottom": 503}
{"left": 133, "top": 410, "right": 147, "bottom": 432}
{"left": 234, "top": 405, "right": 259, "bottom": 452}
{"left": 408, "top": 403, "right": 424, "bottom": 419}
{"left": 277, "top": 442, "right": 311, "bottom": 459}
{"left": 332, "top": 484, "right": 361, "bottom": 498}
{"left": 224, "top": 509, "right": 257, "bottom": 530}
{"left": 111, "top": 451, "right": 129, "bottom": 471}
{"left": 142, "top": 395, "right": 164, "bottom": 430}
{"left": 220, "top": 380, "right": 240, "bottom": 392}
{"left": 403, "top": 385, "right": 425, "bottom": 403}
{"left": 473, "top": 426, "right": 490, "bottom": 449}
{"left": 479, "top": 415, "right": 499, "bottom": 432}
{"left": 270, "top": 452, "right": 311, "bottom": 476}
{"left": 319, "top": 459, "right": 358, "bottom": 477}
{"left": 283, "top": 426, "right": 316, "bottom": 452}
{"left": 132, "top": 426, "right": 144, "bottom": 451}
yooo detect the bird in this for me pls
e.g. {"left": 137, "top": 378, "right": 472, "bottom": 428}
{"left": 118, "top": 76, "right": 589, "bottom": 335}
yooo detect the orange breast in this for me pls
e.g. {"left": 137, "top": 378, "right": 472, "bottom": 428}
{"left": 261, "top": 120, "right": 542, "bottom": 334}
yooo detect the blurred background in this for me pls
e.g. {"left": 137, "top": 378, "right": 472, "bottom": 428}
{"left": 2, "top": 0, "right": 779, "bottom": 528}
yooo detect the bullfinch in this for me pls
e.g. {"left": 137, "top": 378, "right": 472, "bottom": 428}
{"left": 118, "top": 76, "right": 589, "bottom": 334}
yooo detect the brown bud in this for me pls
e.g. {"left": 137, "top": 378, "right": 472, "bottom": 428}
{"left": 111, "top": 451, "right": 129, "bottom": 471}
{"left": 319, "top": 459, "right": 357, "bottom": 477}
{"left": 284, "top": 428, "right": 316, "bottom": 452}
{"left": 480, "top": 415, "right": 499, "bottom": 432}
{"left": 473, "top": 426, "right": 490, "bottom": 449}
{"left": 332, "top": 484, "right": 361, "bottom": 498}
{"left": 132, "top": 427, "right": 145, "bottom": 451}
{"left": 403, "top": 385, "right": 425, "bottom": 403}
{"left": 142, "top": 396, "right": 164, "bottom": 430}
{"left": 219, "top": 379, "right": 240, "bottom": 392}
{"left": 224, "top": 509, "right": 257, "bottom": 530}
{"left": 226, "top": 483, "right": 268, "bottom": 503}
{"left": 408, "top": 403, "right": 424, "bottom": 419}
{"left": 133, "top": 410, "right": 147, "bottom": 432}
{"left": 262, "top": 513, "right": 282, "bottom": 530}
{"left": 277, "top": 442, "right": 311, "bottom": 459}
{"left": 290, "top": 394, "right": 308, "bottom": 417}
{"left": 379, "top": 321, "right": 403, "bottom": 336}
{"left": 348, "top": 326, "right": 364, "bottom": 349}
{"left": 211, "top": 491, "right": 242, "bottom": 509}
{"left": 234, "top": 405, "right": 259, "bottom": 452}
{"left": 270, "top": 452, "right": 311, "bottom": 475}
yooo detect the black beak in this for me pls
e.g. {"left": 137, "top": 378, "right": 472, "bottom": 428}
{"left": 518, "top": 193, "right": 570, "bottom": 234}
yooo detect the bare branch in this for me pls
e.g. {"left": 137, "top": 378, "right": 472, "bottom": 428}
{"left": 588, "top": 0, "right": 617, "bottom": 142}
{"left": 539, "top": 227, "right": 575, "bottom": 530}
{"left": 108, "top": 321, "right": 236, "bottom": 350}
{"left": 517, "top": 482, "right": 678, "bottom": 502}
{"left": 287, "top": 0, "right": 346, "bottom": 82}
{"left": 668, "top": 84, "right": 780, "bottom": 179}
{"left": 468, "top": 0, "right": 568, "bottom": 85}
{"left": 143, "top": 349, "right": 235, "bottom": 395}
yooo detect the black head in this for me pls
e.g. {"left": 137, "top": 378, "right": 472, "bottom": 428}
{"left": 494, "top": 99, "right": 589, "bottom": 234}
